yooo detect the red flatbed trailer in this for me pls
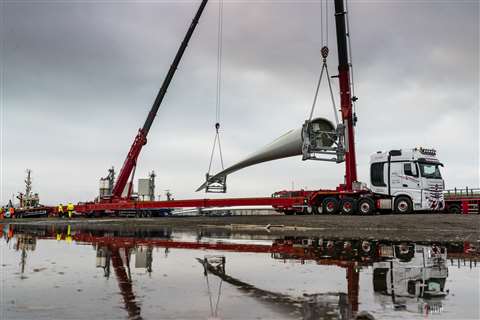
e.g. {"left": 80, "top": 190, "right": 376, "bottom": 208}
{"left": 53, "top": 196, "right": 306, "bottom": 216}
{"left": 444, "top": 188, "right": 480, "bottom": 214}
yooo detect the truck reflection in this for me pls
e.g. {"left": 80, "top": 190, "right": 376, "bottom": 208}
{"left": 270, "top": 237, "right": 454, "bottom": 317}
{"left": 372, "top": 244, "right": 448, "bottom": 315}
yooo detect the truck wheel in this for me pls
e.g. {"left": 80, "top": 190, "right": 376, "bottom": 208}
{"left": 448, "top": 204, "right": 461, "bottom": 214}
{"left": 340, "top": 198, "right": 355, "bottom": 215}
{"left": 322, "top": 198, "right": 339, "bottom": 214}
{"left": 357, "top": 198, "right": 375, "bottom": 215}
{"left": 394, "top": 196, "right": 413, "bottom": 214}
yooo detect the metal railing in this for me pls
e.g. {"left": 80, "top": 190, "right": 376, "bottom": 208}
{"left": 444, "top": 187, "right": 480, "bottom": 198}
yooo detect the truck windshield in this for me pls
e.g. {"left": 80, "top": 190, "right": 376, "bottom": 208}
{"left": 419, "top": 163, "right": 442, "bottom": 179}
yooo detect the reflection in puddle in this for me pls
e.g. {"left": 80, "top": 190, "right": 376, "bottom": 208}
{"left": 2, "top": 223, "right": 479, "bottom": 320}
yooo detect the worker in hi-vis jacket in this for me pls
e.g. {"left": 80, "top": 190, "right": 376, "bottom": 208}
{"left": 67, "top": 203, "right": 74, "bottom": 219}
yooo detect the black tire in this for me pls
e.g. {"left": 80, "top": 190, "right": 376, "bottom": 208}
{"left": 284, "top": 210, "right": 295, "bottom": 216}
{"left": 322, "top": 197, "right": 339, "bottom": 215}
{"left": 312, "top": 206, "right": 321, "bottom": 215}
{"left": 357, "top": 197, "right": 375, "bottom": 215}
{"left": 340, "top": 198, "right": 356, "bottom": 215}
{"left": 448, "top": 204, "right": 461, "bottom": 214}
{"left": 394, "top": 196, "right": 413, "bottom": 214}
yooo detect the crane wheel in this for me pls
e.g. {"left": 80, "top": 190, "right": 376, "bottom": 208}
{"left": 357, "top": 198, "right": 375, "bottom": 215}
{"left": 394, "top": 196, "right": 413, "bottom": 214}
{"left": 303, "top": 206, "right": 314, "bottom": 215}
{"left": 448, "top": 204, "right": 461, "bottom": 214}
{"left": 322, "top": 197, "right": 339, "bottom": 214}
{"left": 340, "top": 198, "right": 356, "bottom": 215}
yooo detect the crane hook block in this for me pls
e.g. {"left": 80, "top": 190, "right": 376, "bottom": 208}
{"left": 321, "top": 46, "right": 329, "bottom": 59}
{"left": 215, "top": 122, "right": 220, "bottom": 131}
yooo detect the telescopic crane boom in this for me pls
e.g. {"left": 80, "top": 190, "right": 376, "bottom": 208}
{"left": 110, "top": 0, "right": 209, "bottom": 199}
{"left": 334, "top": 0, "right": 357, "bottom": 190}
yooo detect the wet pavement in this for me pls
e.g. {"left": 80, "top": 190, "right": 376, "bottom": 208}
{"left": 1, "top": 223, "right": 479, "bottom": 320}
{"left": 8, "top": 214, "right": 480, "bottom": 242}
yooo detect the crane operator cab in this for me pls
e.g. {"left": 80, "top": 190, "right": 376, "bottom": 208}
{"left": 369, "top": 148, "right": 445, "bottom": 213}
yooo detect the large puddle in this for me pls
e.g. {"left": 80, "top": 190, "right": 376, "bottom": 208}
{"left": 1, "top": 223, "right": 479, "bottom": 320}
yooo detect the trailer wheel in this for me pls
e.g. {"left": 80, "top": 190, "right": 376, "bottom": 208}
{"left": 322, "top": 198, "right": 339, "bottom": 214}
{"left": 340, "top": 198, "right": 355, "bottom": 215}
{"left": 448, "top": 204, "right": 461, "bottom": 214}
{"left": 357, "top": 198, "right": 375, "bottom": 215}
{"left": 394, "top": 196, "right": 412, "bottom": 214}
{"left": 304, "top": 206, "right": 314, "bottom": 215}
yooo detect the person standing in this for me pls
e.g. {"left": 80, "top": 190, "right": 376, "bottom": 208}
{"left": 58, "top": 204, "right": 64, "bottom": 218}
{"left": 67, "top": 203, "right": 74, "bottom": 219}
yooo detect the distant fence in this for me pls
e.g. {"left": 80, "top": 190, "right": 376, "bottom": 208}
{"left": 444, "top": 187, "right": 480, "bottom": 198}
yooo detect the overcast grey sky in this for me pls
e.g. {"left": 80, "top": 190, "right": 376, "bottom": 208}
{"left": 1, "top": 0, "right": 479, "bottom": 204}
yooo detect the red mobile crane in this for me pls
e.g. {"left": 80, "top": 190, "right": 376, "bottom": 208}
{"left": 57, "top": 0, "right": 305, "bottom": 216}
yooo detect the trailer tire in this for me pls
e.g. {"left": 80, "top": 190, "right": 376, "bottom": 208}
{"left": 340, "top": 198, "right": 356, "bottom": 215}
{"left": 394, "top": 196, "right": 413, "bottom": 214}
{"left": 448, "top": 204, "right": 461, "bottom": 214}
{"left": 304, "top": 206, "right": 314, "bottom": 215}
{"left": 322, "top": 198, "right": 339, "bottom": 214}
{"left": 357, "top": 198, "right": 375, "bottom": 215}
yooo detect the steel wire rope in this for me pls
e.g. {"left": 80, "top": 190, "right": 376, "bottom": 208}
{"left": 325, "top": 0, "right": 328, "bottom": 47}
{"left": 203, "top": 261, "right": 223, "bottom": 318}
{"left": 207, "top": 0, "right": 225, "bottom": 176}
{"left": 214, "top": 279, "right": 223, "bottom": 317}
{"left": 204, "top": 269, "right": 215, "bottom": 316}
{"left": 308, "top": 0, "right": 339, "bottom": 125}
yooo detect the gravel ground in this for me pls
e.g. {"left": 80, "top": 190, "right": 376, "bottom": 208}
{"left": 7, "top": 214, "right": 480, "bottom": 242}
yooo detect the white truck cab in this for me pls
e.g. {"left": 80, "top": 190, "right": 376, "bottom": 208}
{"left": 370, "top": 148, "right": 445, "bottom": 213}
